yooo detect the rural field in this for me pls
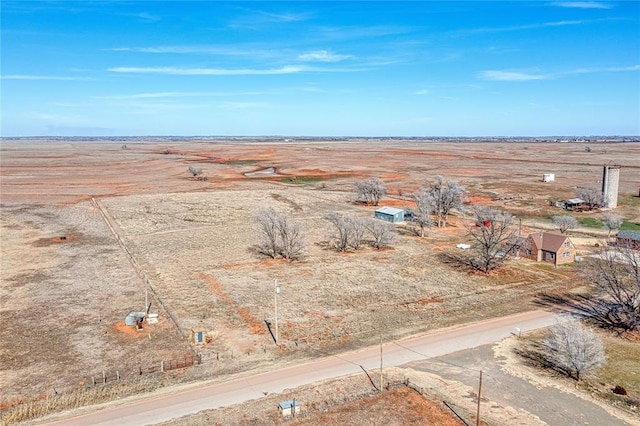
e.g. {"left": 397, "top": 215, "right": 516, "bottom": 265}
{"left": 1, "top": 139, "right": 639, "bottom": 421}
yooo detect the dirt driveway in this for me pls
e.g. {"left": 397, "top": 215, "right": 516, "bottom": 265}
{"left": 406, "top": 344, "right": 634, "bottom": 426}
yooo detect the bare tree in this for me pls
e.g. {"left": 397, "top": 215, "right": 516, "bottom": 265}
{"left": 575, "top": 187, "right": 604, "bottom": 210}
{"left": 254, "top": 206, "right": 280, "bottom": 258}
{"left": 275, "top": 213, "right": 305, "bottom": 260}
{"left": 411, "top": 188, "right": 434, "bottom": 237}
{"left": 584, "top": 244, "right": 640, "bottom": 331}
{"left": 254, "top": 207, "right": 305, "bottom": 260}
{"left": 466, "top": 207, "right": 519, "bottom": 273}
{"left": 602, "top": 213, "right": 623, "bottom": 237}
{"left": 426, "top": 176, "right": 465, "bottom": 227}
{"left": 355, "top": 178, "right": 386, "bottom": 206}
{"left": 552, "top": 215, "right": 579, "bottom": 234}
{"left": 325, "top": 212, "right": 367, "bottom": 252}
{"left": 366, "top": 218, "right": 396, "bottom": 249}
{"left": 544, "top": 319, "right": 606, "bottom": 381}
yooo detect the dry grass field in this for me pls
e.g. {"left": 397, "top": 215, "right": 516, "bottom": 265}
{"left": 1, "top": 139, "right": 639, "bottom": 418}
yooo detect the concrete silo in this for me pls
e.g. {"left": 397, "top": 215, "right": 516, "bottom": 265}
{"left": 601, "top": 165, "right": 620, "bottom": 208}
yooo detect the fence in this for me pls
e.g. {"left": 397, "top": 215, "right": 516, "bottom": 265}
{"left": 89, "top": 351, "right": 201, "bottom": 386}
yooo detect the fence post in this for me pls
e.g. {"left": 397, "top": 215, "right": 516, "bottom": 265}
{"left": 92, "top": 376, "right": 95, "bottom": 386}
{"left": 102, "top": 371, "right": 106, "bottom": 384}
{"left": 160, "top": 361, "right": 164, "bottom": 372}
{"left": 116, "top": 371, "right": 120, "bottom": 381}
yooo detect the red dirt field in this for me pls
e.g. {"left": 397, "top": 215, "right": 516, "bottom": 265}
{"left": 290, "top": 387, "right": 463, "bottom": 426}
{"left": 1, "top": 139, "right": 639, "bottom": 422}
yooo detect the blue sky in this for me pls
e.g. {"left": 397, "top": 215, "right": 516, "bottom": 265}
{"left": 1, "top": 1, "right": 639, "bottom": 137}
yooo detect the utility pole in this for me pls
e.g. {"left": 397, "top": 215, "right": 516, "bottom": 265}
{"left": 379, "top": 333, "right": 383, "bottom": 392}
{"left": 476, "top": 370, "right": 483, "bottom": 426}
{"left": 274, "top": 278, "right": 280, "bottom": 344}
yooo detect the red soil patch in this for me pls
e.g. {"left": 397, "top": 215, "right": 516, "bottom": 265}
{"left": 197, "top": 272, "right": 265, "bottom": 335}
{"left": 112, "top": 321, "right": 145, "bottom": 338}
{"left": 51, "top": 236, "right": 74, "bottom": 243}
{"left": 381, "top": 173, "right": 406, "bottom": 179}
{"left": 291, "top": 387, "right": 462, "bottom": 425}
{"left": 466, "top": 195, "right": 493, "bottom": 205}
{"left": 379, "top": 199, "right": 416, "bottom": 208}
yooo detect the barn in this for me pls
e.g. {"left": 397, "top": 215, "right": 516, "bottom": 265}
{"left": 374, "top": 206, "right": 405, "bottom": 223}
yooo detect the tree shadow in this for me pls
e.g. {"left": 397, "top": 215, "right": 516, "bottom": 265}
{"left": 512, "top": 339, "right": 574, "bottom": 379}
{"left": 534, "top": 292, "right": 632, "bottom": 335}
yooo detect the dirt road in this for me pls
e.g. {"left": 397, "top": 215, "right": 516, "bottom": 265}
{"left": 39, "top": 310, "right": 558, "bottom": 426}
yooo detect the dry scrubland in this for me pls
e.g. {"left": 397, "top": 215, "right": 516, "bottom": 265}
{"left": 1, "top": 139, "right": 639, "bottom": 417}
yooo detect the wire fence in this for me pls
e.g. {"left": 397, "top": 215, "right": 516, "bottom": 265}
{"left": 89, "top": 351, "right": 201, "bottom": 386}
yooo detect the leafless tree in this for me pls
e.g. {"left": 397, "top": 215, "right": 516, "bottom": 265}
{"left": 366, "top": 218, "right": 396, "bottom": 249}
{"left": 254, "top": 206, "right": 305, "bottom": 260}
{"left": 275, "top": 213, "right": 305, "bottom": 260}
{"left": 411, "top": 188, "right": 434, "bottom": 237}
{"left": 602, "top": 213, "right": 623, "bottom": 237}
{"left": 325, "top": 212, "right": 367, "bottom": 252}
{"left": 255, "top": 207, "right": 280, "bottom": 258}
{"left": 552, "top": 215, "right": 579, "bottom": 234}
{"left": 544, "top": 319, "right": 606, "bottom": 381}
{"left": 575, "top": 187, "right": 604, "bottom": 210}
{"left": 426, "top": 176, "right": 465, "bottom": 227}
{"left": 466, "top": 207, "right": 519, "bottom": 273}
{"left": 355, "top": 178, "right": 386, "bottom": 206}
{"left": 583, "top": 244, "right": 640, "bottom": 331}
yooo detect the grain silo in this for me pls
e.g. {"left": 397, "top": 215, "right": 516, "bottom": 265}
{"left": 601, "top": 165, "right": 620, "bottom": 208}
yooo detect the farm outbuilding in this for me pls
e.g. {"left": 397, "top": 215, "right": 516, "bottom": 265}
{"left": 191, "top": 328, "right": 206, "bottom": 345}
{"left": 374, "top": 206, "right": 405, "bottom": 223}
{"left": 542, "top": 173, "right": 555, "bottom": 182}
{"left": 278, "top": 399, "right": 301, "bottom": 417}
{"left": 616, "top": 230, "right": 640, "bottom": 250}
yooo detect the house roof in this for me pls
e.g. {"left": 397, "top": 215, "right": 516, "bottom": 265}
{"left": 617, "top": 230, "right": 640, "bottom": 241}
{"left": 566, "top": 198, "right": 585, "bottom": 204}
{"left": 528, "top": 231, "right": 570, "bottom": 253}
{"left": 375, "top": 206, "right": 404, "bottom": 215}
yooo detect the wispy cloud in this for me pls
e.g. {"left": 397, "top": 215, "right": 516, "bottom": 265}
{"left": 1, "top": 74, "right": 93, "bottom": 81}
{"left": 298, "top": 50, "right": 351, "bottom": 62}
{"left": 479, "top": 70, "right": 549, "bottom": 81}
{"left": 228, "top": 9, "right": 313, "bottom": 30}
{"left": 551, "top": 2, "right": 612, "bottom": 9}
{"left": 133, "top": 12, "right": 161, "bottom": 22}
{"left": 460, "top": 20, "right": 589, "bottom": 35}
{"left": 415, "top": 89, "right": 430, "bottom": 95}
{"left": 107, "top": 66, "right": 304, "bottom": 75}
{"left": 479, "top": 64, "right": 639, "bottom": 81}
{"left": 99, "top": 91, "right": 276, "bottom": 100}
{"left": 109, "top": 45, "right": 265, "bottom": 56}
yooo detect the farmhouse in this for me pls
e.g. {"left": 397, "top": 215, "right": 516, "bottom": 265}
{"left": 616, "top": 230, "right": 640, "bottom": 250}
{"left": 374, "top": 206, "right": 404, "bottom": 223}
{"left": 522, "top": 231, "right": 576, "bottom": 266}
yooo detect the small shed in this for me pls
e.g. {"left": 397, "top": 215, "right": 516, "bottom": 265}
{"left": 616, "top": 230, "right": 640, "bottom": 250}
{"left": 191, "top": 328, "right": 206, "bottom": 345}
{"left": 374, "top": 206, "right": 404, "bottom": 223}
{"left": 542, "top": 173, "right": 555, "bottom": 182}
{"left": 559, "top": 198, "right": 585, "bottom": 211}
{"left": 124, "top": 312, "right": 146, "bottom": 326}
{"left": 278, "top": 399, "right": 301, "bottom": 417}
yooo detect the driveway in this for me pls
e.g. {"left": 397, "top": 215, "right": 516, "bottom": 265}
{"left": 406, "top": 344, "right": 632, "bottom": 426}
